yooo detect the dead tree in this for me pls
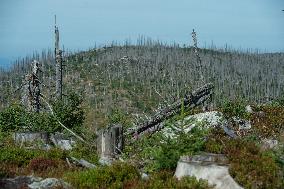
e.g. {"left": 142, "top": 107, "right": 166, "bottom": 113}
{"left": 20, "top": 60, "right": 42, "bottom": 112}
{"left": 55, "top": 15, "right": 63, "bottom": 100}
{"left": 96, "top": 124, "right": 123, "bottom": 158}
{"left": 192, "top": 29, "right": 204, "bottom": 84}
{"left": 127, "top": 83, "right": 214, "bottom": 138}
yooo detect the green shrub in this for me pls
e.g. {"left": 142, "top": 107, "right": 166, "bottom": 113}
{"left": 0, "top": 163, "right": 19, "bottom": 178}
{"left": 53, "top": 92, "right": 85, "bottom": 133}
{"left": 251, "top": 105, "right": 284, "bottom": 138}
{"left": 124, "top": 171, "right": 213, "bottom": 189}
{"left": 225, "top": 140, "right": 283, "bottom": 189}
{"left": 132, "top": 127, "right": 208, "bottom": 173}
{"left": 42, "top": 148, "right": 68, "bottom": 160}
{"left": 204, "top": 129, "right": 283, "bottom": 188}
{"left": 0, "top": 92, "right": 85, "bottom": 134}
{"left": 69, "top": 142, "right": 99, "bottom": 164}
{"left": 28, "top": 157, "right": 60, "bottom": 172}
{"left": 154, "top": 128, "right": 207, "bottom": 171}
{"left": 0, "top": 104, "right": 27, "bottom": 132}
{"left": 64, "top": 162, "right": 140, "bottom": 189}
{"left": 107, "top": 108, "right": 132, "bottom": 128}
{"left": 0, "top": 147, "right": 40, "bottom": 166}
{"left": 65, "top": 164, "right": 212, "bottom": 189}
{"left": 0, "top": 147, "right": 67, "bottom": 167}
{"left": 272, "top": 95, "right": 284, "bottom": 106}
{"left": 0, "top": 147, "right": 69, "bottom": 178}
{"left": 28, "top": 112, "right": 58, "bottom": 133}
{"left": 221, "top": 99, "right": 250, "bottom": 119}
{"left": 204, "top": 128, "right": 227, "bottom": 154}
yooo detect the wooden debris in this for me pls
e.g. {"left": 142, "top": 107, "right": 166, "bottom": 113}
{"left": 128, "top": 83, "right": 214, "bottom": 138}
{"left": 70, "top": 157, "right": 96, "bottom": 169}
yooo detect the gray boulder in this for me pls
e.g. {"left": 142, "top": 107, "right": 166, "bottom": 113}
{"left": 99, "top": 156, "right": 114, "bottom": 166}
{"left": 0, "top": 176, "right": 41, "bottom": 189}
{"left": 50, "top": 133, "right": 76, "bottom": 150}
{"left": 0, "top": 176, "right": 72, "bottom": 189}
{"left": 28, "top": 178, "right": 71, "bottom": 189}
{"left": 175, "top": 153, "right": 243, "bottom": 189}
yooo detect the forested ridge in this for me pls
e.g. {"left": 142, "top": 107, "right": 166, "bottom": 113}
{"left": 0, "top": 41, "right": 284, "bottom": 189}
{"left": 1, "top": 42, "right": 284, "bottom": 112}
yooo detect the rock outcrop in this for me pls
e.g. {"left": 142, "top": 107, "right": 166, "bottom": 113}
{"left": 28, "top": 178, "right": 71, "bottom": 189}
{"left": 162, "top": 111, "right": 225, "bottom": 139}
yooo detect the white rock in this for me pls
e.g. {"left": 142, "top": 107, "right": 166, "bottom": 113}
{"left": 245, "top": 105, "right": 253, "bottom": 113}
{"left": 57, "top": 140, "right": 74, "bottom": 150}
{"left": 141, "top": 173, "right": 149, "bottom": 180}
{"left": 99, "top": 156, "right": 113, "bottom": 166}
{"left": 184, "top": 111, "right": 224, "bottom": 127}
{"left": 163, "top": 111, "right": 225, "bottom": 138}
{"left": 261, "top": 139, "right": 279, "bottom": 150}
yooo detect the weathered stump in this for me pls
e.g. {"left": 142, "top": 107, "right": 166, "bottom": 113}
{"left": 13, "top": 132, "right": 49, "bottom": 144}
{"left": 96, "top": 124, "right": 123, "bottom": 158}
{"left": 175, "top": 153, "right": 243, "bottom": 189}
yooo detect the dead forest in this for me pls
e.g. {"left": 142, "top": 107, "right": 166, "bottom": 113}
{"left": 0, "top": 40, "right": 283, "bottom": 115}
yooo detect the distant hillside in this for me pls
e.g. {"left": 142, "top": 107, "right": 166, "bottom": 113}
{"left": 0, "top": 42, "right": 284, "bottom": 128}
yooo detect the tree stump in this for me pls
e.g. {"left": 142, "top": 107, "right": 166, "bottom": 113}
{"left": 14, "top": 132, "right": 49, "bottom": 145}
{"left": 96, "top": 124, "right": 123, "bottom": 158}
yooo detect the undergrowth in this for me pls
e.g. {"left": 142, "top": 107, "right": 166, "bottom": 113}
{"left": 205, "top": 129, "right": 284, "bottom": 189}
{"left": 64, "top": 163, "right": 212, "bottom": 189}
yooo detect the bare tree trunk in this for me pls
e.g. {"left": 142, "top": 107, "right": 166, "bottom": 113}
{"left": 20, "top": 60, "right": 42, "bottom": 112}
{"left": 55, "top": 15, "right": 63, "bottom": 100}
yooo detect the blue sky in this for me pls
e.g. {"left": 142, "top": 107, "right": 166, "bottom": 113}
{"left": 0, "top": 0, "right": 283, "bottom": 68}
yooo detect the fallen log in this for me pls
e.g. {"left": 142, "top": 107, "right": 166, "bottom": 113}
{"left": 69, "top": 157, "right": 96, "bottom": 169}
{"left": 128, "top": 83, "right": 214, "bottom": 138}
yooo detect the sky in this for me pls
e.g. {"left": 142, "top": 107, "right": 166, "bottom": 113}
{"left": 0, "top": 0, "right": 283, "bottom": 68}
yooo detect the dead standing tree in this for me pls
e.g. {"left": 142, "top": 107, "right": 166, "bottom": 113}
{"left": 192, "top": 29, "right": 210, "bottom": 110}
{"left": 20, "top": 60, "right": 42, "bottom": 112}
{"left": 192, "top": 29, "right": 205, "bottom": 85}
{"left": 55, "top": 15, "right": 63, "bottom": 100}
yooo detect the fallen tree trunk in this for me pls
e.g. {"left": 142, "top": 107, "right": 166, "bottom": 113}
{"left": 128, "top": 83, "right": 214, "bottom": 138}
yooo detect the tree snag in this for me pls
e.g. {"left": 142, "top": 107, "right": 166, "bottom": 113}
{"left": 55, "top": 15, "right": 63, "bottom": 100}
